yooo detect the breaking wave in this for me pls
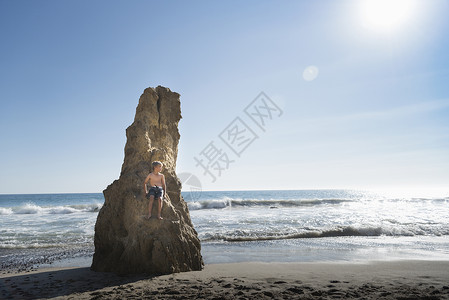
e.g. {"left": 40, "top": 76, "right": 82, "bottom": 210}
{"left": 187, "top": 197, "right": 353, "bottom": 210}
{"left": 201, "top": 225, "right": 449, "bottom": 242}
{"left": 0, "top": 203, "right": 102, "bottom": 215}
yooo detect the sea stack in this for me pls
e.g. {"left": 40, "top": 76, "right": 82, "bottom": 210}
{"left": 91, "top": 86, "right": 204, "bottom": 275}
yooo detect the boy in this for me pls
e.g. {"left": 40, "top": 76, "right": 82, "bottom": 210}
{"left": 143, "top": 161, "right": 166, "bottom": 220}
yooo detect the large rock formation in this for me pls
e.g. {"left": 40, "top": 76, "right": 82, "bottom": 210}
{"left": 91, "top": 86, "right": 204, "bottom": 275}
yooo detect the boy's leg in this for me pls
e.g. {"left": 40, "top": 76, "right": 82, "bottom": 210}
{"left": 157, "top": 196, "right": 163, "bottom": 220}
{"left": 148, "top": 195, "right": 155, "bottom": 218}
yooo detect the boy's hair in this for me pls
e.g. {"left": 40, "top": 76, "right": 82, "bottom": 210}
{"left": 151, "top": 161, "right": 163, "bottom": 171}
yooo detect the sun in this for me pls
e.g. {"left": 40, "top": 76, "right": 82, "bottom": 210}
{"left": 360, "top": 0, "right": 417, "bottom": 32}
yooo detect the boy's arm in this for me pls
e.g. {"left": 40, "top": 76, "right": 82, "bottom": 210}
{"left": 143, "top": 174, "right": 151, "bottom": 195}
{"left": 162, "top": 175, "right": 166, "bottom": 198}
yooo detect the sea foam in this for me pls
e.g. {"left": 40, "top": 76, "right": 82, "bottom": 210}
{"left": 6, "top": 203, "right": 103, "bottom": 215}
{"left": 0, "top": 207, "right": 13, "bottom": 215}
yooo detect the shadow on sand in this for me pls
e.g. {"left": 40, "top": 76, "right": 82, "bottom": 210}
{"left": 0, "top": 267, "right": 152, "bottom": 300}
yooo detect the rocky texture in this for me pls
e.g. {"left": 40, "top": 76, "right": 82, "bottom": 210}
{"left": 91, "top": 86, "right": 203, "bottom": 275}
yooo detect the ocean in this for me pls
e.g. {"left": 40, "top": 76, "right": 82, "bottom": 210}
{"left": 1, "top": 189, "right": 449, "bottom": 271}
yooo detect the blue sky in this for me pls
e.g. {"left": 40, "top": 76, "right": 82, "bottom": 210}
{"left": 1, "top": 0, "right": 448, "bottom": 194}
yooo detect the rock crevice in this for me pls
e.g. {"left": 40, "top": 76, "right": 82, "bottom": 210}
{"left": 91, "top": 86, "right": 203, "bottom": 275}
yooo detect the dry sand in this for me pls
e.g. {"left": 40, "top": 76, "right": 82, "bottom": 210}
{"left": 1, "top": 260, "right": 449, "bottom": 299}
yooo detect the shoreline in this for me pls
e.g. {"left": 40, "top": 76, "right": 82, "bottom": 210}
{"left": 3, "top": 234, "right": 449, "bottom": 275}
{"left": 2, "top": 260, "right": 449, "bottom": 299}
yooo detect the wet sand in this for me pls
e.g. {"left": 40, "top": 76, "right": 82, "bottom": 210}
{"left": 1, "top": 260, "right": 449, "bottom": 299}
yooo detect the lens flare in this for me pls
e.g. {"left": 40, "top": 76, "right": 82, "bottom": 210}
{"left": 303, "top": 66, "right": 319, "bottom": 81}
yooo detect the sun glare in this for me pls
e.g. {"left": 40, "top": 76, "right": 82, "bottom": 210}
{"left": 360, "top": 0, "right": 417, "bottom": 32}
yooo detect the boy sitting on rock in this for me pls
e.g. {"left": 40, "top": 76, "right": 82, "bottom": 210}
{"left": 143, "top": 161, "right": 166, "bottom": 220}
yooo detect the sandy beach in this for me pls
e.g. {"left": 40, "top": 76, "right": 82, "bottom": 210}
{"left": 1, "top": 260, "right": 448, "bottom": 299}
